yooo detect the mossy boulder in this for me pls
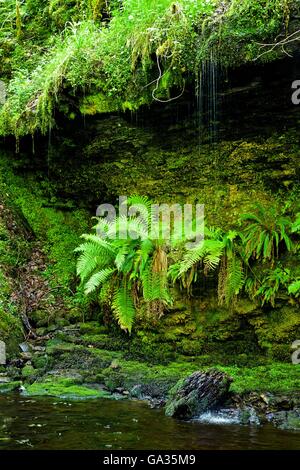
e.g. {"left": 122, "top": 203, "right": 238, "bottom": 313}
{"left": 21, "top": 364, "right": 37, "bottom": 380}
{"left": 0, "top": 381, "right": 21, "bottom": 394}
{"left": 23, "top": 376, "right": 112, "bottom": 399}
{"left": 165, "top": 370, "right": 232, "bottom": 419}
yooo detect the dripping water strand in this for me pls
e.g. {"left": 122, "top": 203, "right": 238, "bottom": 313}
{"left": 196, "top": 50, "right": 219, "bottom": 148}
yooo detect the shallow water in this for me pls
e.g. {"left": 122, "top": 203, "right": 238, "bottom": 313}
{"left": 0, "top": 395, "right": 299, "bottom": 450}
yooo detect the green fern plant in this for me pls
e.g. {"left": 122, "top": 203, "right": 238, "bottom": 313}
{"left": 254, "top": 267, "right": 291, "bottom": 307}
{"left": 169, "top": 227, "right": 223, "bottom": 295}
{"left": 75, "top": 196, "right": 172, "bottom": 333}
{"left": 217, "top": 230, "right": 245, "bottom": 307}
{"left": 169, "top": 227, "right": 245, "bottom": 306}
{"left": 291, "top": 213, "right": 300, "bottom": 234}
{"left": 240, "top": 204, "right": 293, "bottom": 264}
{"left": 288, "top": 279, "right": 300, "bottom": 298}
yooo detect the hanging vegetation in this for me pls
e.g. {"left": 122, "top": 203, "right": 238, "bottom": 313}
{"left": 0, "top": 0, "right": 298, "bottom": 136}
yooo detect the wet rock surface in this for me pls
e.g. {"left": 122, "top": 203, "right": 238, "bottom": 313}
{"left": 165, "top": 370, "right": 232, "bottom": 419}
{"left": 266, "top": 410, "right": 300, "bottom": 430}
{"left": 0, "top": 341, "right": 6, "bottom": 365}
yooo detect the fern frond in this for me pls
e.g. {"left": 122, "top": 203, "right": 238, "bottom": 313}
{"left": 226, "top": 257, "right": 245, "bottom": 302}
{"left": 84, "top": 268, "right": 116, "bottom": 294}
{"left": 291, "top": 214, "right": 300, "bottom": 233}
{"left": 218, "top": 255, "right": 245, "bottom": 306}
{"left": 140, "top": 239, "right": 154, "bottom": 268}
{"left": 150, "top": 271, "right": 172, "bottom": 305}
{"left": 263, "top": 232, "right": 271, "bottom": 260}
{"left": 281, "top": 230, "right": 293, "bottom": 251}
{"left": 79, "top": 234, "right": 116, "bottom": 254}
{"left": 93, "top": 217, "right": 117, "bottom": 239}
{"left": 112, "top": 282, "right": 136, "bottom": 333}
{"left": 126, "top": 195, "right": 152, "bottom": 229}
{"left": 76, "top": 242, "right": 114, "bottom": 281}
{"left": 241, "top": 205, "right": 293, "bottom": 262}
{"left": 115, "top": 243, "right": 131, "bottom": 271}
{"left": 141, "top": 261, "right": 153, "bottom": 301}
{"left": 116, "top": 215, "right": 148, "bottom": 240}
{"left": 168, "top": 262, "right": 181, "bottom": 282}
{"left": 288, "top": 280, "right": 300, "bottom": 297}
{"left": 179, "top": 239, "right": 223, "bottom": 275}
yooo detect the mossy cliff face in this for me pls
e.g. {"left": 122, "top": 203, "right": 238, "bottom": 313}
{"left": 1, "top": 57, "right": 299, "bottom": 364}
{"left": 0, "top": 150, "right": 93, "bottom": 354}
{"left": 0, "top": 201, "right": 25, "bottom": 355}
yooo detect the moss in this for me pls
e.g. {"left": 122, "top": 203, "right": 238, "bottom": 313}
{"left": 79, "top": 93, "right": 121, "bottom": 115}
{"left": 0, "top": 217, "right": 23, "bottom": 353}
{"left": 45, "top": 338, "right": 81, "bottom": 355}
{"left": 21, "top": 364, "right": 37, "bottom": 380}
{"left": 100, "top": 358, "right": 197, "bottom": 395}
{"left": 0, "top": 151, "right": 90, "bottom": 323}
{"left": 79, "top": 322, "right": 109, "bottom": 335}
{"left": 31, "top": 354, "right": 52, "bottom": 371}
{"left": 0, "top": 381, "right": 21, "bottom": 394}
{"left": 93, "top": 352, "right": 300, "bottom": 396}
{"left": 80, "top": 333, "right": 123, "bottom": 349}
{"left": 23, "top": 377, "right": 113, "bottom": 399}
{"left": 248, "top": 306, "right": 300, "bottom": 357}
{"left": 285, "top": 414, "right": 300, "bottom": 430}
{"left": 219, "top": 363, "right": 300, "bottom": 394}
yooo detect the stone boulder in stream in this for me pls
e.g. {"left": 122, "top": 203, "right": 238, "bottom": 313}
{"left": 165, "top": 370, "right": 232, "bottom": 419}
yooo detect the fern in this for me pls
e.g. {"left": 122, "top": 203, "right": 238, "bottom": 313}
{"left": 288, "top": 279, "right": 300, "bottom": 297}
{"left": 241, "top": 204, "right": 293, "bottom": 263}
{"left": 171, "top": 226, "right": 244, "bottom": 304}
{"left": 84, "top": 267, "right": 116, "bottom": 294}
{"left": 112, "top": 282, "right": 136, "bottom": 333}
{"left": 255, "top": 267, "right": 291, "bottom": 306}
{"left": 79, "top": 233, "right": 116, "bottom": 252}
{"left": 141, "top": 261, "right": 153, "bottom": 301}
{"left": 291, "top": 213, "right": 300, "bottom": 234}
{"left": 76, "top": 195, "right": 173, "bottom": 333}
{"left": 177, "top": 239, "right": 223, "bottom": 276}
{"left": 218, "top": 255, "right": 245, "bottom": 306}
{"left": 75, "top": 241, "right": 114, "bottom": 281}
{"left": 125, "top": 195, "right": 153, "bottom": 227}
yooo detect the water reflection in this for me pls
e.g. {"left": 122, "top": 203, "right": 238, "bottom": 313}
{"left": 0, "top": 395, "right": 299, "bottom": 450}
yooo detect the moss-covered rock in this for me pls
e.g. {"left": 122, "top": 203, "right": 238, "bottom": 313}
{"left": 0, "top": 381, "right": 21, "bottom": 394}
{"left": 165, "top": 370, "right": 232, "bottom": 419}
{"left": 23, "top": 377, "right": 113, "bottom": 399}
{"left": 21, "top": 364, "right": 37, "bottom": 381}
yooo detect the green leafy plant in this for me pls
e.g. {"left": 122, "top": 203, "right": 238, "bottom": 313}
{"left": 254, "top": 266, "right": 291, "bottom": 307}
{"left": 1, "top": 0, "right": 292, "bottom": 136}
{"left": 288, "top": 279, "right": 300, "bottom": 298}
{"left": 169, "top": 227, "right": 245, "bottom": 306}
{"left": 217, "top": 230, "right": 245, "bottom": 306}
{"left": 291, "top": 213, "right": 300, "bottom": 234}
{"left": 169, "top": 226, "right": 224, "bottom": 295}
{"left": 75, "top": 196, "right": 172, "bottom": 333}
{"left": 240, "top": 204, "right": 293, "bottom": 264}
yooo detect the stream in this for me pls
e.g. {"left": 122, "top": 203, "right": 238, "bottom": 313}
{"left": 0, "top": 395, "right": 299, "bottom": 450}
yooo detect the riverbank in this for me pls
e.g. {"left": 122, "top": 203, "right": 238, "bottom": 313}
{"left": 1, "top": 322, "right": 300, "bottom": 431}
